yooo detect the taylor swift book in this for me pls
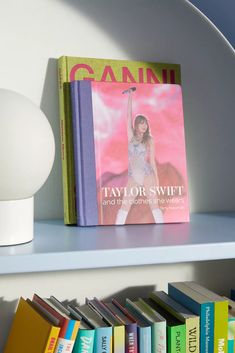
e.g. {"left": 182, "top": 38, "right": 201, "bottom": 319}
{"left": 71, "top": 80, "right": 189, "bottom": 226}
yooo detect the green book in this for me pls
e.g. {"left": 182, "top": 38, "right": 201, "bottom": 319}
{"left": 141, "top": 297, "right": 186, "bottom": 353}
{"left": 149, "top": 291, "right": 199, "bottom": 353}
{"left": 57, "top": 55, "right": 181, "bottom": 224}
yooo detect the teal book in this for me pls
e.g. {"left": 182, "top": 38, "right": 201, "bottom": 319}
{"left": 125, "top": 302, "right": 152, "bottom": 353}
{"left": 126, "top": 298, "right": 166, "bottom": 353}
{"left": 87, "top": 297, "right": 125, "bottom": 353}
{"left": 184, "top": 281, "right": 228, "bottom": 353}
{"left": 223, "top": 297, "right": 235, "bottom": 353}
{"left": 67, "top": 305, "right": 95, "bottom": 353}
{"left": 72, "top": 303, "right": 112, "bottom": 353}
{"left": 168, "top": 282, "right": 214, "bottom": 353}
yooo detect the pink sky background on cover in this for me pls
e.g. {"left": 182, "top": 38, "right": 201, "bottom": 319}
{"left": 91, "top": 81, "right": 188, "bottom": 183}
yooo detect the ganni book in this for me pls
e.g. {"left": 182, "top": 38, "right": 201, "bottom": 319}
{"left": 58, "top": 56, "right": 181, "bottom": 224}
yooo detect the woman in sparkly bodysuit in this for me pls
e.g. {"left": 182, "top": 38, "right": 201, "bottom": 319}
{"left": 115, "top": 88, "right": 163, "bottom": 224}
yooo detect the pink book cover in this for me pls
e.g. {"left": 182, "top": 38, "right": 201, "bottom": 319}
{"left": 90, "top": 81, "right": 189, "bottom": 225}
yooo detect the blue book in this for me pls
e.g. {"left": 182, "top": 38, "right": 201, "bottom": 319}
{"left": 168, "top": 282, "right": 214, "bottom": 353}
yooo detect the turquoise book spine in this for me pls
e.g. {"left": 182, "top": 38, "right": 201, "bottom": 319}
{"left": 94, "top": 326, "right": 112, "bottom": 353}
{"left": 72, "top": 329, "right": 95, "bottom": 353}
{"left": 138, "top": 326, "right": 151, "bottom": 353}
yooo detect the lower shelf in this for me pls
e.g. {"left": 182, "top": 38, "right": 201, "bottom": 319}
{"left": 0, "top": 212, "right": 235, "bottom": 274}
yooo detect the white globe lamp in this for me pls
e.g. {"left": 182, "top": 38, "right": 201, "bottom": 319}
{"left": 0, "top": 89, "right": 55, "bottom": 246}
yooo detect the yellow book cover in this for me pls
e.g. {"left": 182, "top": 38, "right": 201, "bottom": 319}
{"left": 57, "top": 56, "right": 181, "bottom": 224}
{"left": 149, "top": 291, "right": 199, "bottom": 353}
{"left": 4, "top": 297, "right": 60, "bottom": 353}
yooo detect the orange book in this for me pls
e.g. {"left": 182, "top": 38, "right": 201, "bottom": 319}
{"left": 4, "top": 297, "right": 60, "bottom": 353}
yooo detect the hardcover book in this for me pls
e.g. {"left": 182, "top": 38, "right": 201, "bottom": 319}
{"left": 105, "top": 299, "right": 138, "bottom": 353}
{"left": 32, "top": 294, "right": 79, "bottom": 353}
{"left": 224, "top": 297, "right": 235, "bottom": 353}
{"left": 67, "top": 305, "right": 95, "bottom": 353}
{"left": 184, "top": 281, "right": 228, "bottom": 353}
{"left": 87, "top": 297, "right": 125, "bottom": 353}
{"left": 4, "top": 297, "right": 60, "bottom": 353}
{"left": 149, "top": 291, "right": 199, "bottom": 353}
{"left": 71, "top": 303, "right": 113, "bottom": 353}
{"left": 141, "top": 297, "right": 186, "bottom": 353}
{"left": 124, "top": 302, "right": 152, "bottom": 353}
{"left": 125, "top": 298, "right": 167, "bottom": 353}
{"left": 168, "top": 282, "right": 214, "bottom": 353}
{"left": 58, "top": 55, "right": 181, "bottom": 224}
{"left": 71, "top": 80, "right": 189, "bottom": 225}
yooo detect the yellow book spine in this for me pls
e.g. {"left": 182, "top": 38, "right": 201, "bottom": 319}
{"left": 186, "top": 317, "right": 200, "bottom": 353}
{"left": 43, "top": 326, "right": 60, "bottom": 353}
{"left": 113, "top": 326, "right": 125, "bottom": 353}
{"left": 214, "top": 301, "right": 228, "bottom": 353}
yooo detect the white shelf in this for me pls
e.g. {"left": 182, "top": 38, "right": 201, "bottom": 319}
{"left": 0, "top": 213, "right": 235, "bottom": 274}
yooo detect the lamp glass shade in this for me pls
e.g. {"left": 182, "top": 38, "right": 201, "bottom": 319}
{"left": 0, "top": 89, "right": 55, "bottom": 245}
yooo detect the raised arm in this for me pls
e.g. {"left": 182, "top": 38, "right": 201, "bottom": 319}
{"left": 127, "top": 91, "right": 134, "bottom": 141}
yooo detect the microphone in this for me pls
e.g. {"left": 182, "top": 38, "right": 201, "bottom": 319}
{"left": 122, "top": 87, "right": 136, "bottom": 94}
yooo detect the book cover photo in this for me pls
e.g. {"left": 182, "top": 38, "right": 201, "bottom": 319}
{"left": 71, "top": 80, "right": 189, "bottom": 226}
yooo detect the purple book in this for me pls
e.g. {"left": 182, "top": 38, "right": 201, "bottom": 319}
{"left": 70, "top": 80, "right": 98, "bottom": 226}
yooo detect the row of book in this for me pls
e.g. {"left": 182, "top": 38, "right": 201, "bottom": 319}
{"left": 58, "top": 56, "right": 190, "bottom": 226}
{"left": 4, "top": 281, "right": 235, "bottom": 353}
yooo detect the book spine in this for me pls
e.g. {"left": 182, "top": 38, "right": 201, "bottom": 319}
{"left": 94, "top": 326, "right": 113, "bottom": 353}
{"left": 138, "top": 326, "right": 151, "bottom": 353}
{"left": 168, "top": 284, "right": 214, "bottom": 353}
{"left": 228, "top": 318, "right": 235, "bottom": 353}
{"left": 70, "top": 81, "right": 84, "bottom": 225}
{"left": 125, "top": 323, "right": 138, "bottom": 353}
{"left": 150, "top": 321, "right": 166, "bottom": 353}
{"left": 58, "top": 56, "right": 77, "bottom": 224}
{"left": 214, "top": 301, "right": 228, "bottom": 353}
{"left": 186, "top": 317, "right": 200, "bottom": 353}
{"left": 113, "top": 326, "right": 125, "bottom": 353}
{"left": 78, "top": 81, "right": 99, "bottom": 226}
{"left": 167, "top": 324, "right": 186, "bottom": 353}
{"left": 44, "top": 326, "right": 60, "bottom": 353}
{"left": 54, "top": 337, "right": 75, "bottom": 353}
{"left": 72, "top": 329, "right": 95, "bottom": 353}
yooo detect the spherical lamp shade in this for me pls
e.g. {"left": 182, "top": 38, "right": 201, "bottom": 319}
{"left": 0, "top": 89, "right": 55, "bottom": 245}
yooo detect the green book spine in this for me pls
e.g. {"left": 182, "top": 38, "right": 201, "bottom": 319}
{"left": 58, "top": 56, "right": 77, "bottom": 224}
{"left": 168, "top": 324, "right": 186, "bottom": 353}
{"left": 214, "top": 301, "right": 228, "bottom": 353}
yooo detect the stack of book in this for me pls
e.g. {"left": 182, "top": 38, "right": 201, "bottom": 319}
{"left": 58, "top": 56, "right": 190, "bottom": 226}
{"left": 4, "top": 281, "right": 232, "bottom": 353}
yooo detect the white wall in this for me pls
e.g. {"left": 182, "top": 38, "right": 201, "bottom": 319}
{"left": 0, "top": 0, "right": 235, "bottom": 350}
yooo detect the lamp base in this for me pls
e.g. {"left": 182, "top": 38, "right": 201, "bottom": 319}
{"left": 0, "top": 197, "right": 33, "bottom": 246}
